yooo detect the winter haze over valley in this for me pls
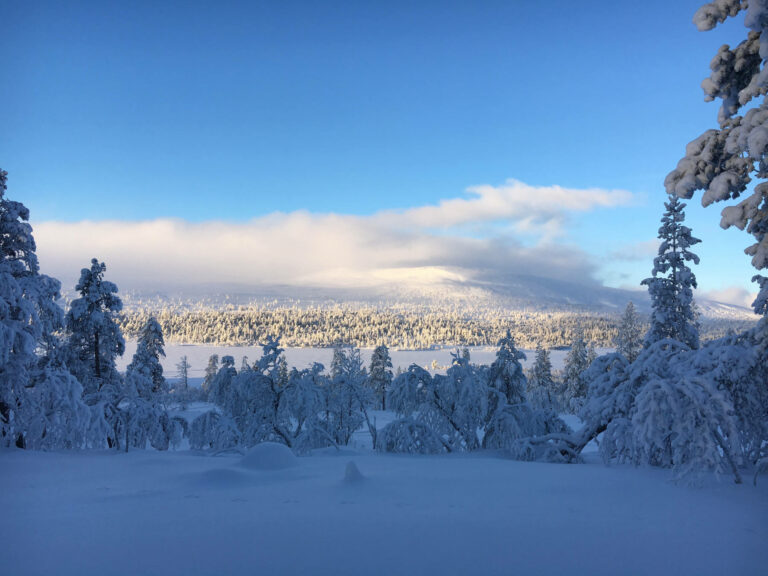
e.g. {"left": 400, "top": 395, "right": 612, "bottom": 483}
{"left": 2, "top": 1, "right": 768, "bottom": 575}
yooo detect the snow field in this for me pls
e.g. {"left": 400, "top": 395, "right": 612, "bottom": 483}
{"left": 2, "top": 447, "right": 766, "bottom": 576}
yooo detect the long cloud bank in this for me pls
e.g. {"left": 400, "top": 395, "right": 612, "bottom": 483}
{"left": 35, "top": 180, "right": 632, "bottom": 293}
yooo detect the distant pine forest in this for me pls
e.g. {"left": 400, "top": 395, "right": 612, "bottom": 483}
{"left": 116, "top": 304, "right": 756, "bottom": 349}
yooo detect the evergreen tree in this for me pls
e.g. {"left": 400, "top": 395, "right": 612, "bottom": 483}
{"left": 615, "top": 301, "right": 643, "bottom": 362}
{"left": 176, "top": 355, "right": 190, "bottom": 391}
{"left": 486, "top": 330, "right": 527, "bottom": 418}
{"left": 563, "top": 331, "right": 591, "bottom": 412}
{"left": 0, "top": 169, "right": 89, "bottom": 448}
{"left": 641, "top": 196, "right": 701, "bottom": 349}
{"left": 202, "top": 354, "right": 219, "bottom": 393}
{"left": 65, "top": 259, "right": 125, "bottom": 394}
{"left": 208, "top": 355, "right": 236, "bottom": 407}
{"left": 527, "top": 344, "right": 556, "bottom": 410}
{"left": 126, "top": 317, "right": 166, "bottom": 397}
{"left": 369, "top": 344, "right": 393, "bottom": 410}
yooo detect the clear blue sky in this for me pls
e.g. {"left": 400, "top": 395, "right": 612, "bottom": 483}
{"left": 0, "top": 1, "right": 759, "bottom": 304}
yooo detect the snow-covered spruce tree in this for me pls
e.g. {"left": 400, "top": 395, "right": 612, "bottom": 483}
{"left": 665, "top": 0, "right": 768, "bottom": 316}
{"left": 121, "top": 317, "right": 180, "bottom": 451}
{"left": 65, "top": 259, "right": 125, "bottom": 394}
{"left": 207, "top": 355, "right": 236, "bottom": 407}
{"left": 526, "top": 344, "right": 557, "bottom": 411}
{"left": 641, "top": 196, "right": 702, "bottom": 349}
{"left": 176, "top": 355, "right": 190, "bottom": 392}
{"left": 482, "top": 335, "right": 569, "bottom": 460}
{"left": 486, "top": 330, "right": 526, "bottom": 415}
{"left": 65, "top": 259, "right": 127, "bottom": 448}
{"left": 368, "top": 344, "right": 393, "bottom": 410}
{"left": 201, "top": 354, "right": 219, "bottom": 394}
{"left": 614, "top": 301, "right": 643, "bottom": 363}
{"left": 562, "top": 331, "right": 592, "bottom": 412}
{"left": 126, "top": 317, "right": 166, "bottom": 396}
{"left": 0, "top": 169, "right": 89, "bottom": 449}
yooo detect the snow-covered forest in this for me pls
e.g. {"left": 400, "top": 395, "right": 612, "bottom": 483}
{"left": 3, "top": 1, "right": 768, "bottom": 574}
{"left": 115, "top": 299, "right": 755, "bottom": 349}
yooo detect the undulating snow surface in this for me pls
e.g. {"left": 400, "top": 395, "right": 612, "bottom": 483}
{"left": 2, "top": 446, "right": 766, "bottom": 576}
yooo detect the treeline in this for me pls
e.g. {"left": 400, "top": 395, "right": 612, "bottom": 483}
{"left": 116, "top": 305, "right": 752, "bottom": 349}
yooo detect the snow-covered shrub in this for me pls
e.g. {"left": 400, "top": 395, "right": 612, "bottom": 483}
{"left": 483, "top": 404, "right": 570, "bottom": 460}
{"left": 189, "top": 411, "right": 241, "bottom": 451}
{"left": 323, "top": 347, "right": 367, "bottom": 446}
{"left": 376, "top": 417, "right": 448, "bottom": 454}
{"left": 631, "top": 374, "right": 740, "bottom": 481}
{"left": 384, "top": 359, "right": 484, "bottom": 452}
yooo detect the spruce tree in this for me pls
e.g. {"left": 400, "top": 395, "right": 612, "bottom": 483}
{"left": 126, "top": 317, "right": 166, "bottom": 397}
{"left": 369, "top": 344, "right": 393, "bottom": 410}
{"left": 563, "top": 331, "right": 591, "bottom": 412}
{"left": 527, "top": 344, "right": 555, "bottom": 410}
{"left": 65, "top": 259, "right": 125, "bottom": 394}
{"left": 202, "top": 354, "right": 219, "bottom": 393}
{"left": 0, "top": 169, "right": 88, "bottom": 448}
{"left": 641, "top": 196, "right": 701, "bottom": 349}
{"left": 615, "top": 301, "right": 643, "bottom": 362}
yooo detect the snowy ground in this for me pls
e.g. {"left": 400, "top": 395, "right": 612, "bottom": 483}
{"left": 118, "top": 343, "right": 598, "bottom": 382}
{"left": 2, "top": 443, "right": 766, "bottom": 576}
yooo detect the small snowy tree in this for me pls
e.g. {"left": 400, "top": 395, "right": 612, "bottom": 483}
{"left": 641, "top": 196, "right": 701, "bottom": 349}
{"left": 368, "top": 344, "right": 393, "bottom": 410}
{"left": 176, "top": 355, "right": 190, "bottom": 391}
{"left": 202, "top": 354, "right": 219, "bottom": 393}
{"left": 614, "top": 301, "right": 643, "bottom": 362}
{"left": 527, "top": 344, "right": 557, "bottom": 410}
{"left": 665, "top": 1, "right": 768, "bottom": 315}
{"left": 486, "top": 330, "right": 527, "bottom": 416}
{"left": 383, "top": 354, "right": 487, "bottom": 453}
{"left": 207, "top": 355, "right": 236, "bottom": 407}
{"left": 324, "top": 347, "right": 367, "bottom": 446}
{"left": 126, "top": 317, "right": 166, "bottom": 396}
{"left": 562, "top": 331, "right": 592, "bottom": 412}
{"left": 189, "top": 411, "right": 241, "bottom": 451}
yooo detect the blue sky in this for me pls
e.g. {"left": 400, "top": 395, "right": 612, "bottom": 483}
{"left": 0, "top": 1, "right": 759, "bottom": 306}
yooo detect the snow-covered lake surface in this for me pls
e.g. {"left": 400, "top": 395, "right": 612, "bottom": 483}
{"left": 2, "top": 443, "right": 766, "bottom": 576}
{"left": 118, "top": 343, "right": 602, "bottom": 381}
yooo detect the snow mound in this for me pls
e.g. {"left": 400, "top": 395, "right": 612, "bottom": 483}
{"left": 197, "top": 468, "right": 252, "bottom": 488}
{"left": 240, "top": 442, "right": 297, "bottom": 471}
{"left": 343, "top": 460, "right": 365, "bottom": 484}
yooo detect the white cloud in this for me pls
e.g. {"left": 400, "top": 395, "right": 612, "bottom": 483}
{"left": 608, "top": 239, "right": 661, "bottom": 262}
{"left": 33, "top": 180, "right": 634, "bottom": 293}
{"left": 698, "top": 286, "right": 758, "bottom": 309}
